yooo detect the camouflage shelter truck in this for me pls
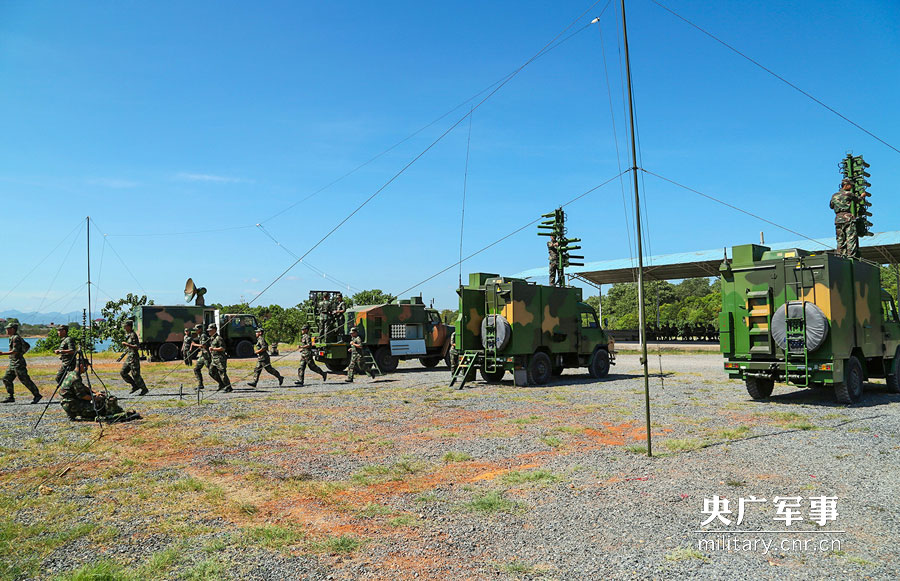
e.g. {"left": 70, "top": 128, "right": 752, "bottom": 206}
{"left": 719, "top": 244, "right": 900, "bottom": 403}
{"left": 133, "top": 306, "right": 260, "bottom": 361}
{"left": 311, "top": 295, "right": 453, "bottom": 373}
{"left": 452, "top": 273, "right": 614, "bottom": 387}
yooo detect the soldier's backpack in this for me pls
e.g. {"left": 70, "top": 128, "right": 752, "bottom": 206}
{"left": 22, "top": 340, "right": 31, "bottom": 354}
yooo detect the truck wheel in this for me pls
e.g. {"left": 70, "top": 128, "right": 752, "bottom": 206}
{"left": 886, "top": 348, "right": 900, "bottom": 394}
{"left": 526, "top": 352, "right": 552, "bottom": 385}
{"left": 325, "top": 360, "right": 349, "bottom": 373}
{"left": 234, "top": 340, "right": 254, "bottom": 359}
{"left": 835, "top": 356, "right": 864, "bottom": 404}
{"left": 157, "top": 342, "right": 179, "bottom": 362}
{"left": 374, "top": 346, "right": 398, "bottom": 373}
{"left": 419, "top": 356, "right": 442, "bottom": 368}
{"left": 480, "top": 368, "right": 505, "bottom": 382}
{"left": 745, "top": 377, "right": 774, "bottom": 399}
{"left": 588, "top": 349, "right": 610, "bottom": 379}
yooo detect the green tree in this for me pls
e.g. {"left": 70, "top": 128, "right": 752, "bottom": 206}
{"left": 348, "top": 289, "right": 396, "bottom": 307}
{"left": 439, "top": 309, "right": 459, "bottom": 325}
{"left": 33, "top": 324, "right": 93, "bottom": 354}
{"left": 95, "top": 294, "right": 153, "bottom": 350}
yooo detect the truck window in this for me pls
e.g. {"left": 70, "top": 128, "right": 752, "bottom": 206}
{"left": 580, "top": 312, "right": 598, "bottom": 329}
{"left": 883, "top": 300, "right": 900, "bottom": 323}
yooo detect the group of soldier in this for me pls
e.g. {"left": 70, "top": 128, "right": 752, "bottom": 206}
{"left": 317, "top": 292, "right": 346, "bottom": 342}
{"left": 646, "top": 322, "right": 719, "bottom": 342}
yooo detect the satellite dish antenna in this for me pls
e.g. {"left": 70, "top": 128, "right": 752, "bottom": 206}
{"left": 184, "top": 278, "right": 207, "bottom": 306}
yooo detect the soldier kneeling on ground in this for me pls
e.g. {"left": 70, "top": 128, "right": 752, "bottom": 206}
{"left": 60, "top": 357, "right": 141, "bottom": 422}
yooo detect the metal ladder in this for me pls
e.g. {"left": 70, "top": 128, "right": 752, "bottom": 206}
{"left": 449, "top": 350, "right": 481, "bottom": 390}
{"left": 783, "top": 261, "right": 813, "bottom": 387}
{"left": 483, "top": 316, "right": 499, "bottom": 374}
{"left": 361, "top": 348, "right": 383, "bottom": 377}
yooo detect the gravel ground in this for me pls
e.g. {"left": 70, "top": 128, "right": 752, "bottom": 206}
{"left": 1, "top": 351, "right": 898, "bottom": 580}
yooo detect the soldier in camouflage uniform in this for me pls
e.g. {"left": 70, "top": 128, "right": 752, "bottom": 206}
{"left": 120, "top": 320, "right": 148, "bottom": 395}
{"left": 830, "top": 178, "right": 859, "bottom": 257}
{"left": 182, "top": 327, "right": 196, "bottom": 366}
{"left": 448, "top": 329, "right": 459, "bottom": 374}
{"left": 60, "top": 358, "right": 140, "bottom": 422}
{"left": 248, "top": 328, "right": 284, "bottom": 387}
{"left": 548, "top": 234, "right": 560, "bottom": 286}
{"left": 346, "top": 327, "right": 374, "bottom": 382}
{"left": 331, "top": 294, "right": 346, "bottom": 336}
{"left": 192, "top": 323, "right": 210, "bottom": 390}
{"left": 207, "top": 324, "right": 232, "bottom": 392}
{"left": 318, "top": 292, "right": 332, "bottom": 341}
{"left": 53, "top": 324, "right": 77, "bottom": 386}
{"left": 297, "top": 323, "right": 327, "bottom": 386}
{"left": 1, "top": 319, "right": 41, "bottom": 404}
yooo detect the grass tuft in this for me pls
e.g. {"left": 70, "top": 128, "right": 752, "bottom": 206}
{"left": 501, "top": 469, "right": 560, "bottom": 485}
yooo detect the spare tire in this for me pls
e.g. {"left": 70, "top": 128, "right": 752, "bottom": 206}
{"left": 481, "top": 314, "right": 512, "bottom": 351}
{"left": 771, "top": 301, "right": 829, "bottom": 352}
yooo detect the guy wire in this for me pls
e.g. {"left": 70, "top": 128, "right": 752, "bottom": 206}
{"left": 458, "top": 107, "right": 474, "bottom": 287}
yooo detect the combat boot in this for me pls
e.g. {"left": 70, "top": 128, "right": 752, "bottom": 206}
{"left": 129, "top": 386, "right": 140, "bottom": 394}
{"left": 345, "top": 378, "right": 353, "bottom": 383}
{"left": 31, "top": 394, "right": 42, "bottom": 404}
{"left": 246, "top": 382, "right": 258, "bottom": 388}
{"left": 278, "top": 376, "right": 284, "bottom": 387}
{"left": 139, "top": 387, "right": 148, "bottom": 396}
{"left": 321, "top": 372, "right": 328, "bottom": 382}
{"left": 1, "top": 396, "right": 13, "bottom": 403}
{"left": 224, "top": 386, "right": 233, "bottom": 393}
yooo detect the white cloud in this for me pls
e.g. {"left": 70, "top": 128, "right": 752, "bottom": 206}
{"left": 176, "top": 172, "right": 249, "bottom": 184}
{"left": 242, "top": 277, "right": 260, "bottom": 283}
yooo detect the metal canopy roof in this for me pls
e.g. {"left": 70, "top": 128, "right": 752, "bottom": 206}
{"left": 512, "top": 231, "right": 900, "bottom": 286}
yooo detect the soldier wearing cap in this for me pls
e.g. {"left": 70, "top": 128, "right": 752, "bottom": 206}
{"left": 120, "top": 320, "right": 148, "bottom": 395}
{"left": 54, "top": 324, "right": 77, "bottom": 386}
{"left": 207, "top": 324, "right": 232, "bottom": 392}
{"left": 548, "top": 233, "right": 560, "bottom": 286}
{"left": 182, "top": 326, "right": 197, "bottom": 366}
{"left": 1, "top": 318, "right": 41, "bottom": 404}
{"left": 831, "top": 177, "right": 859, "bottom": 257}
{"left": 192, "top": 323, "right": 211, "bottom": 390}
{"left": 61, "top": 357, "right": 140, "bottom": 422}
{"left": 346, "top": 327, "right": 374, "bottom": 383}
{"left": 248, "top": 327, "right": 284, "bottom": 387}
{"left": 297, "top": 323, "right": 327, "bottom": 386}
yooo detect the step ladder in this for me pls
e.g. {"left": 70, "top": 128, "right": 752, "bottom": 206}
{"left": 449, "top": 350, "right": 481, "bottom": 390}
{"left": 783, "top": 261, "right": 814, "bottom": 387}
{"left": 361, "top": 347, "right": 383, "bottom": 377}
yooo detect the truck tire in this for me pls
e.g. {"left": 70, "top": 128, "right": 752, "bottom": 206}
{"left": 835, "top": 356, "right": 864, "bottom": 404}
{"left": 481, "top": 314, "right": 512, "bottom": 351}
{"left": 886, "top": 348, "right": 900, "bottom": 394}
{"left": 325, "top": 360, "right": 349, "bottom": 373}
{"left": 374, "top": 346, "right": 398, "bottom": 373}
{"left": 419, "top": 356, "right": 442, "bottom": 369}
{"left": 526, "top": 352, "right": 552, "bottom": 385}
{"left": 480, "top": 368, "right": 505, "bottom": 382}
{"left": 588, "top": 348, "right": 610, "bottom": 379}
{"left": 745, "top": 377, "right": 774, "bottom": 399}
{"left": 157, "top": 342, "right": 179, "bottom": 362}
{"left": 771, "top": 302, "right": 829, "bottom": 352}
{"left": 234, "top": 340, "right": 254, "bottom": 359}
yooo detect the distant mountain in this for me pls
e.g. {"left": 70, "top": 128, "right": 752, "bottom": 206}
{"left": 0, "top": 310, "right": 86, "bottom": 326}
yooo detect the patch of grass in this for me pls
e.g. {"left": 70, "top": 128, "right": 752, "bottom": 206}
{"left": 442, "top": 451, "right": 473, "bottom": 463}
{"left": 357, "top": 503, "right": 393, "bottom": 518}
{"left": 845, "top": 555, "right": 874, "bottom": 566}
{"left": 538, "top": 435, "right": 562, "bottom": 448}
{"left": 787, "top": 421, "right": 818, "bottom": 431}
{"left": 501, "top": 469, "right": 560, "bottom": 485}
{"left": 466, "top": 490, "right": 522, "bottom": 514}
{"left": 625, "top": 444, "right": 648, "bottom": 455}
{"left": 765, "top": 411, "right": 807, "bottom": 422}
{"left": 182, "top": 557, "right": 227, "bottom": 580}
{"left": 388, "top": 515, "right": 419, "bottom": 527}
{"left": 55, "top": 560, "right": 131, "bottom": 580}
{"left": 236, "top": 502, "right": 259, "bottom": 515}
{"left": 169, "top": 477, "right": 207, "bottom": 493}
{"left": 241, "top": 524, "right": 304, "bottom": 549}
{"left": 665, "top": 547, "right": 709, "bottom": 562}
{"left": 415, "top": 492, "right": 439, "bottom": 503}
{"left": 351, "top": 458, "right": 428, "bottom": 485}
{"left": 712, "top": 426, "right": 751, "bottom": 440}
{"left": 823, "top": 413, "right": 848, "bottom": 420}
{"left": 202, "top": 539, "right": 226, "bottom": 553}
{"left": 662, "top": 438, "right": 703, "bottom": 452}
{"left": 725, "top": 479, "right": 745, "bottom": 487}
{"left": 553, "top": 425, "right": 586, "bottom": 434}
{"left": 509, "top": 415, "right": 542, "bottom": 425}
{"left": 312, "top": 534, "right": 361, "bottom": 554}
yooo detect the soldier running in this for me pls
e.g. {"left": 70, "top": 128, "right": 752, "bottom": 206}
{"left": 1, "top": 318, "right": 41, "bottom": 404}
{"left": 192, "top": 324, "right": 210, "bottom": 390}
{"left": 182, "top": 327, "right": 196, "bottom": 366}
{"left": 207, "top": 324, "right": 232, "bottom": 392}
{"left": 120, "top": 320, "right": 148, "bottom": 395}
{"left": 247, "top": 328, "right": 284, "bottom": 387}
{"left": 53, "top": 324, "right": 77, "bottom": 386}
{"left": 831, "top": 178, "right": 859, "bottom": 257}
{"left": 548, "top": 233, "right": 560, "bottom": 286}
{"left": 346, "top": 327, "right": 374, "bottom": 383}
{"left": 297, "top": 323, "right": 327, "bottom": 386}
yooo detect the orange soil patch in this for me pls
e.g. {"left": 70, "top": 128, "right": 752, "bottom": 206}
{"left": 581, "top": 422, "right": 671, "bottom": 447}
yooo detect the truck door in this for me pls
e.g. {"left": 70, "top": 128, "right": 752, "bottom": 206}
{"left": 881, "top": 294, "right": 900, "bottom": 355}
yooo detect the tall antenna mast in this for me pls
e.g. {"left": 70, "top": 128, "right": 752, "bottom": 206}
{"left": 620, "top": 0, "right": 652, "bottom": 456}
{"left": 86, "top": 216, "right": 93, "bottom": 364}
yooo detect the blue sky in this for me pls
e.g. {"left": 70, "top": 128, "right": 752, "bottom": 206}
{"left": 1, "top": 0, "right": 898, "bottom": 318}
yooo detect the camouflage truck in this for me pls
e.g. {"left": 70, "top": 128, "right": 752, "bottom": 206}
{"left": 310, "top": 292, "right": 453, "bottom": 373}
{"left": 452, "top": 273, "right": 614, "bottom": 387}
{"left": 719, "top": 244, "right": 900, "bottom": 403}
{"left": 132, "top": 305, "right": 259, "bottom": 361}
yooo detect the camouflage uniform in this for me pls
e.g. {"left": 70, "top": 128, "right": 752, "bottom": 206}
{"left": 60, "top": 369, "right": 126, "bottom": 421}
{"left": 346, "top": 334, "right": 373, "bottom": 382}
{"left": 318, "top": 295, "right": 332, "bottom": 340}
{"left": 193, "top": 327, "right": 211, "bottom": 389}
{"left": 830, "top": 185, "right": 858, "bottom": 257}
{"left": 182, "top": 331, "right": 195, "bottom": 366}
{"left": 120, "top": 329, "right": 148, "bottom": 394}
{"left": 448, "top": 330, "right": 459, "bottom": 374}
{"left": 55, "top": 334, "right": 77, "bottom": 386}
{"left": 209, "top": 333, "right": 232, "bottom": 392}
{"left": 249, "top": 333, "right": 283, "bottom": 386}
{"left": 3, "top": 330, "right": 40, "bottom": 401}
{"left": 548, "top": 237, "right": 560, "bottom": 286}
{"left": 297, "top": 330, "right": 326, "bottom": 385}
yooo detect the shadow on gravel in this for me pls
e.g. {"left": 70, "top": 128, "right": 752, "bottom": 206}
{"left": 763, "top": 384, "right": 900, "bottom": 408}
